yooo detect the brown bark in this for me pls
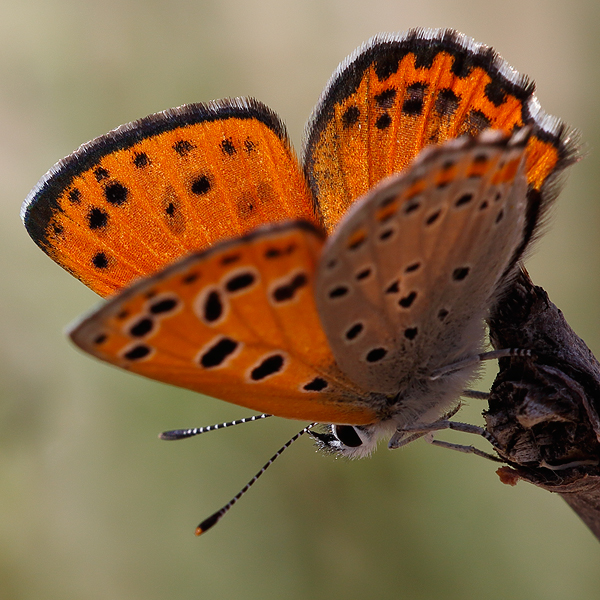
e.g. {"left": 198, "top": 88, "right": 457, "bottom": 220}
{"left": 485, "top": 268, "right": 600, "bottom": 541}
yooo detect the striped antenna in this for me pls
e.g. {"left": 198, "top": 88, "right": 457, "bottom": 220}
{"left": 196, "top": 423, "right": 315, "bottom": 536}
{"left": 159, "top": 413, "right": 272, "bottom": 440}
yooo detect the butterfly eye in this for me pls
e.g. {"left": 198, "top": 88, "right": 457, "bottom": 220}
{"left": 332, "top": 424, "right": 363, "bottom": 447}
{"left": 310, "top": 424, "right": 381, "bottom": 458}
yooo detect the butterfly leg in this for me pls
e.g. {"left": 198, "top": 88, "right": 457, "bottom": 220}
{"left": 424, "top": 434, "right": 503, "bottom": 463}
{"left": 387, "top": 403, "right": 465, "bottom": 448}
{"left": 389, "top": 417, "right": 498, "bottom": 453}
{"left": 386, "top": 424, "right": 502, "bottom": 463}
{"left": 394, "top": 418, "right": 489, "bottom": 437}
{"left": 430, "top": 348, "right": 534, "bottom": 380}
{"left": 462, "top": 390, "right": 489, "bottom": 400}
{"left": 388, "top": 430, "right": 432, "bottom": 449}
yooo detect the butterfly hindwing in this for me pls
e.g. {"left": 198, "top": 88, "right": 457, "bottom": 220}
{"left": 69, "top": 222, "right": 377, "bottom": 425}
{"left": 23, "top": 98, "right": 319, "bottom": 297}
{"left": 303, "top": 28, "right": 578, "bottom": 233}
{"left": 315, "top": 129, "right": 529, "bottom": 394}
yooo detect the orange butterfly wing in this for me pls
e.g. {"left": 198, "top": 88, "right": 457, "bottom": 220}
{"left": 22, "top": 99, "right": 320, "bottom": 297}
{"left": 303, "top": 29, "right": 578, "bottom": 233}
{"left": 69, "top": 222, "right": 378, "bottom": 425}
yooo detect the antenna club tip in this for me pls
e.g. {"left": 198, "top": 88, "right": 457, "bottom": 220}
{"left": 159, "top": 430, "right": 187, "bottom": 440}
{"left": 196, "top": 512, "right": 221, "bottom": 536}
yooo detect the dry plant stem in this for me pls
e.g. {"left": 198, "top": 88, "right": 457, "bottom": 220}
{"left": 486, "top": 268, "right": 600, "bottom": 541}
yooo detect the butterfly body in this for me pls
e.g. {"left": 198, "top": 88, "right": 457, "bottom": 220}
{"left": 23, "top": 29, "right": 577, "bottom": 457}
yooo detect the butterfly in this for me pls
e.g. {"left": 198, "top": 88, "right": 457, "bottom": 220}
{"left": 22, "top": 29, "right": 577, "bottom": 461}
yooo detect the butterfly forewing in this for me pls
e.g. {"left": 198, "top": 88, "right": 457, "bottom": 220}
{"left": 23, "top": 99, "right": 319, "bottom": 297}
{"left": 69, "top": 222, "right": 377, "bottom": 425}
{"left": 315, "top": 130, "right": 529, "bottom": 394}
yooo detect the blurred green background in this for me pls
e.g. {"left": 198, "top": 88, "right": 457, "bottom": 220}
{"left": 2, "top": 0, "right": 600, "bottom": 598}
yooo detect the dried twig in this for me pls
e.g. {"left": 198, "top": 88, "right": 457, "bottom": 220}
{"left": 485, "top": 268, "right": 600, "bottom": 540}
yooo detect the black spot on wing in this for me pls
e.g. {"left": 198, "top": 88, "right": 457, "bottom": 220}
{"left": 303, "top": 377, "right": 328, "bottom": 392}
{"left": 328, "top": 285, "right": 349, "bottom": 299}
{"left": 404, "top": 327, "right": 418, "bottom": 340}
{"left": 88, "top": 207, "right": 108, "bottom": 229}
{"left": 94, "top": 167, "right": 109, "bottom": 182}
{"left": 345, "top": 323, "right": 363, "bottom": 340}
{"left": 425, "top": 210, "right": 441, "bottom": 225}
{"left": 204, "top": 290, "right": 223, "bottom": 322}
{"left": 379, "top": 228, "right": 394, "bottom": 241}
{"left": 200, "top": 337, "right": 238, "bottom": 368}
{"left": 220, "top": 138, "right": 236, "bottom": 155}
{"left": 404, "top": 201, "right": 420, "bottom": 214}
{"left": 221, "top": 253, "right": 241, "bottom": 265}
{"left": 272, "top": 273, "right": 308, "bottom": 302}
{"left": 92, "top": 252, "right": 109, "bottom": 269}
{"left": 265, "top": 242, "right": 296, "bottom": 259}
{"left": 105, "top": 182, "right": 128, "bottom": 206}
{"left": 124, "top": 344, "right": 151, "bottom": 361}
{"left": 133, "top": 152, "right": 150, "bottom": 168}
{"left": 434, "top": 88, "right": 459, "bottom": 116}
{"left": 182, "top": 272, "right": 199, "bottom": 284}
{"left": 399, "top": 291, "right": 417, "bottom": 308}
{"left": 374, "top": 88, "right": 397, "bottom": 108}
{"left": 355, "top": 267, "right": 372, "bottom": 281}
{"left": 402, "top": 82, "right": 427, "bottom": 116}
{"left": 341, "top": 106, "right": 360, "bottom": 128}
{"left": 385, "top": 280, "right": 399, "bottom": 294}
{"left": 69, "top": 188, "right": 81, "bottom": 204}
{"left": 150, "top": 298, "right": 179, "bottom": 314}
{"left": 191, "top": 175, "right": 211, "bottom": 195}
{"left": 455, "top": 193, "right": 473, "bottom": 207}
{"left": 129, "top": 318, "right": 154, "bottom": 337}
{"left": 375, "top": 113, "right": 392, "bottom": 129}
{"left": 225, "top": 272, "right": 256, "bottom": 293}
{"left": 462, "top": 109, "right": 491, "bottom": 136}
{"left": 250, "top": 354, "right": 285, "bottom": 381}
{"left": 366, "top": 347, "right": 387, "bottom": 362}
{"left": 452, "top": 267, "right": 470, "bottom": 281}
{"left": 173, "top": 140, "right": 195, "bottom": 156}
